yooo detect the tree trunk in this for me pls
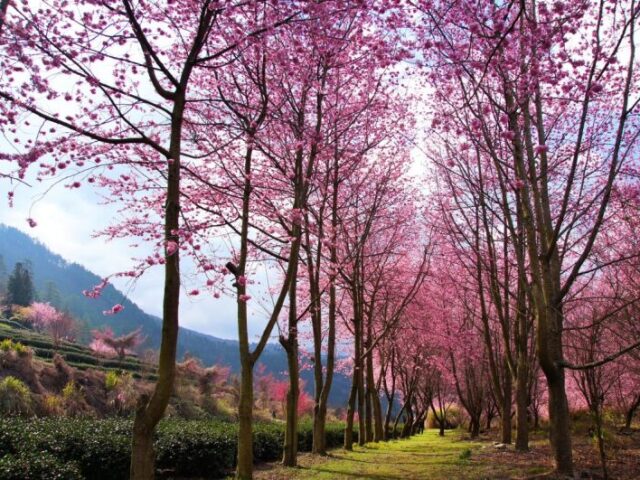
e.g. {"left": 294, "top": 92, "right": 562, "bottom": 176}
{"left": 236, "top": 360, "right": 254, "bottom": 480}
{"left": 470, "top": 417, "right": 480, "bottom": 438}
{"left": 344, "top": 378, "right": 357, "bottom": 450}
{"left": 131, "top": 413, "right": 156, "bottom": 480}
{"left": 624, "top": 394, "right": 640, "bottom": 429}
{"left": 313, "top": 403, "right": 327, "bottom": 454}
{"left": 546, "top": 371, "right": 573, "bottom": 476}
{"left": 312, "top": 267, "right": 336, "bottom": 455}
{"left": 130, "top": 96, "right": 183, "bottom": 480}
{"left": 357, "top": 357, "right": 366, "bottom": 446}
{"left": 500, "top": 369, "right": 512, "bottom": 444}
{"left": 383, "top": 395, "right": 394, "bottom": 440}
{"left": 372, "top": 390, "right": 384, "bottom": 442}
{"left": 235, "top": 142, "right": 256, "bottom": 480}
{"left": 515, "top": 363, "right": 529, "bottom": 451}
{"left": 282, "top": 341, "right": 299, "bottom": 467}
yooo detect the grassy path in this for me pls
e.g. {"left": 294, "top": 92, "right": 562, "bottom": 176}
{"left": 252, "top": 430, "right": 551, "bottom": 480}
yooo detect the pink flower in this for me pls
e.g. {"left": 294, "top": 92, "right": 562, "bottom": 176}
{"left": 237, "top": 276, "right": 247, "bottom": 287}
{"left": 239, "top": 294, "right": 251, "bottom": 302}
{"left": 166, "top": 240, "right": 178, "bottom": 256}
{"left": 26, "top": 218, "right": 37, "bottom": 228}
{"left": 189, "top": 289, "right": 200, "bottom": 296}
{"left": 501, "top": 131, "right": 516, "bottom": 141}
{"left": 534, "top": 144, "right": 548, "bottom": 154}
{"left": 103, "top": 304, "right": 124, "bottom": 315}
{"left": 513, "top": 179, "right": 525, "bottom": 190}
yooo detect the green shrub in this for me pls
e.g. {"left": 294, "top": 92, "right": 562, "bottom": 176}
{"left": 0, "top": 376, "right": 31, "bottom": 415}
{"left": 0, "top": 417, "right": 354, "bottom": 479}
{"left": 105, "top": 370, "right": 120, "bottom": 391}
{"left": 0, "top": 451, "right": 82, "bottom": 480}
{"left": 0, "top": 339, "right": 30, "bottom": 356}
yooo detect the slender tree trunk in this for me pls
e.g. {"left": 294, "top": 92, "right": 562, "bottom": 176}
{"left": 372, "top": 390, "right": 384, "bottom": 442}
{"left": 344, "top": 378, "right": 357, "bottom": 450}
{"left": 624, "top": 394, "right": 640, "bottom": 429}
{"left": 235, "top": 143, "right": 257, "bottom": 480}
{"left": 392, "top": 400, "right": 407, "bottom": 440}
{"left": 515, "top": 362, "right": 529, "bottom": 451}
{"left": 282, "top": 341, "right": 299, "bottom": 466}
{"left": 313, "top": 247, "right": 337, "bottom": 454}
{"left": 282, "top": 232, "right": 300, "bottom": 467}
{"left": 594, "top": 403, "right": 608, "bottom": 480}
{"left": 383, "top": 396, "right": 394, "bottom": 440}
{"left": 500, "top": 367, "right": 512, "bottom": 444}
{"left": 364, "top": 372, "right": 373, "bottom": 442}
{"left": 357, "top": 351, "right": 366, "bottom": 446}
{"left": 130, "top": 96, "right": 184, "bottom": 480}
{"left": 236, "top": 360, "right": 254, "bottom": 480}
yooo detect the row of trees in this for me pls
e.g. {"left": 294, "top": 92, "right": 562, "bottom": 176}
{"left": 2, "top": 1, "right": 640, "bottom": 479}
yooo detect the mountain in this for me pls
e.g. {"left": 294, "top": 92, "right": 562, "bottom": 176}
{"left": 0, "top": 224, "right": 351, "bottom": 406}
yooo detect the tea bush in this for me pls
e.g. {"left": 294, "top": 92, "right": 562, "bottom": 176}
{"left": 0, "top": 417, "right": 354, "bottom": 479}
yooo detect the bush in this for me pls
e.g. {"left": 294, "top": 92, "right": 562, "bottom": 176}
{"left": 0, "top": 339, "right": 30, "bottom": 356}
{"left": 0, "top": 417, "right": 353, "bottom": 479}
{"left": 0, "top": 376, "right": 31, "bottom": 415}
{"left": 42, "top": 394, "right": 64, "bottom": 416}
{"left": 105, "top": 370, "right": 120, "bottom": 391}
{"left": 0, "top": 451, "right": 82, "bottom": 480}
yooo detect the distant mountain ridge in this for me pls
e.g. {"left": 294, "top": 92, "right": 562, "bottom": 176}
{"left": 0, "top": 224, "right": 350, "bottom": 406}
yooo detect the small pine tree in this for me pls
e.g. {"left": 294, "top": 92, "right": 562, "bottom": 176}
{"left": 0, "top": 255, "right": 7, "bottom": 299}
{"left": 6, "top": 262, "right": 34, "bottom": 307}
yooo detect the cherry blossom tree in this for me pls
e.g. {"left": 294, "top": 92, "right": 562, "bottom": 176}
{"left": 91, "top": 327, "right": 145, "bottom": 359}
{"left": 26, "top": 302, "right": 75, "bottom": 346}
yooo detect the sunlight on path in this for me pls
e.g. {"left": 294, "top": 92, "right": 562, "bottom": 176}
{"left": 253, "top": 430, "right": 550, "bottom": 480}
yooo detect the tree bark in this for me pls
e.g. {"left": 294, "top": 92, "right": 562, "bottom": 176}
{"left": 344, "top": 377, "right": 358, "bottom": 450}
{"left": 130, "top": 94, "right": 184, "bottom": 480}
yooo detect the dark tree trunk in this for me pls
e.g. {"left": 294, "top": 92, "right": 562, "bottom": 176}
{"left": 344, "top": 378, "right": 357, "bottom": 450}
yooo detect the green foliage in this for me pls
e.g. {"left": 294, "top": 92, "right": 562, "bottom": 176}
{"left": 0, "top": 376, "right": 31, "bottom": 415}
{"left": 61, "top": 381, "right": 77, "bottom": 400}
{"left": 6, "top": 262, "right": 34, "bottom": 307}
{"left": 0, "top": 451, "right": 82, "bottom": 480}
{"left": 104, "top": 370, "right": 120, "bottom": 391}
{"left": 0, "top": 417, "right": 353, "bottom": 479}
{"left": 0, "top": 339, "right": 30, "bottom": 356}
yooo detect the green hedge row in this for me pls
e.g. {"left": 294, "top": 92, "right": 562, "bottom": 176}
{"left": 0, "top": 417, "right": 353, "bottom": 479}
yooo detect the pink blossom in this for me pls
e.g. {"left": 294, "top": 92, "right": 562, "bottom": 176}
{"left": 534, "top": 144, "right": 548, "bottom": 154}
{"left": 103, "top": 304, "right": 124, "bottom": 315}
{"left": 166, "top": 240, "right": 178, "bottom": 256}
{"left": 239, "top": 294, "right": 251, "bottom": 302}
{"left": 26, "top": 218, "right": 37, "bottom": 228}
{"left": 501, "top": 130, "right": 516, "bottom": 141}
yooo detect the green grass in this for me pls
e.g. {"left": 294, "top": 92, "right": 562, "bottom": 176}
{"left": 254, "top": 430, "right": 550, "bottom": 480}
